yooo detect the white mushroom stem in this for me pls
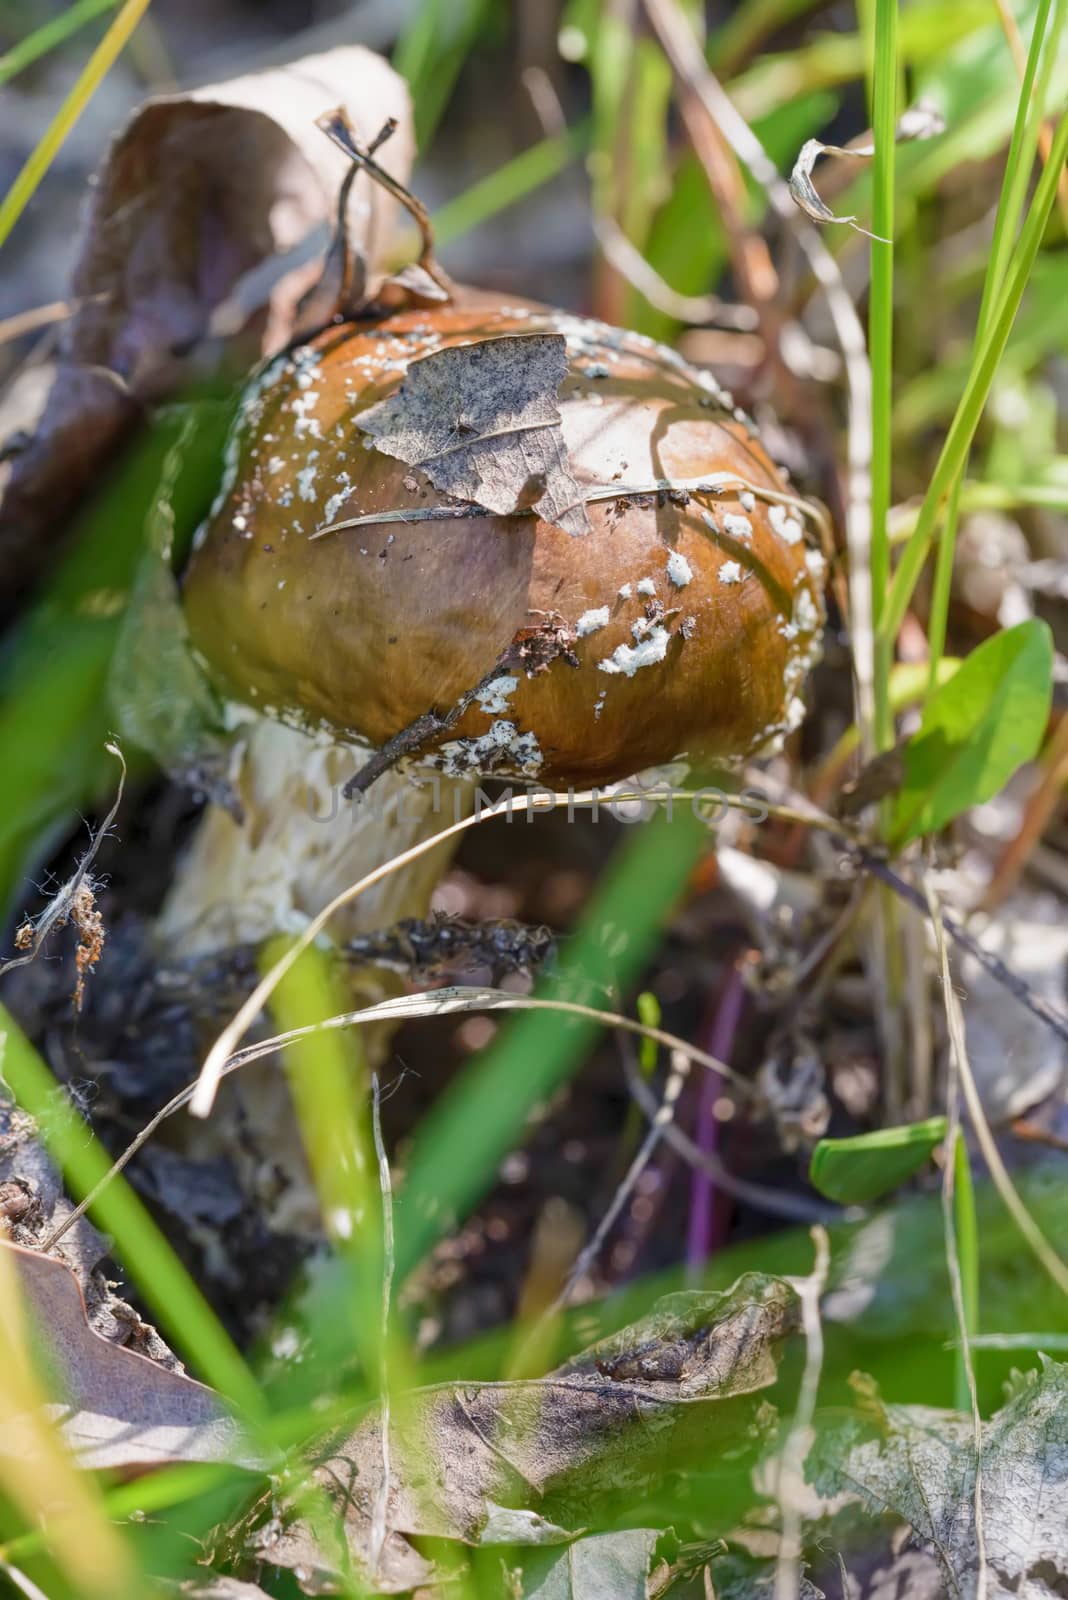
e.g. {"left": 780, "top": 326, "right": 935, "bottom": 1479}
{"left": 155, "top": 716, "right": 472, "bottom": 1238}
{"left": 157, "top": 717, "right": 468, "bottom": 956}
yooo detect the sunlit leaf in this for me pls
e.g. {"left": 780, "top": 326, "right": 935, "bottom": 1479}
{"left": 810, "top": 1118, "right": 949, "bottom": 1204}
{"left": 891, "top": 620, "right": 1053, "bottom": 844}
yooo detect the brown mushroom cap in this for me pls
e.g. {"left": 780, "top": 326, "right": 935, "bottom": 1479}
{"left": 183, "top": 297, "right": 825, "bottom": 786}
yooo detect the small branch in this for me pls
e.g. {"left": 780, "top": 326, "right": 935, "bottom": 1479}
{"left": 1, "top": 743, "right": 125, "bottom": 986}
{"left": 774, "top": 1226, "right": 830, "bottom": 1600}
{"left": 317, "top": 107, "right": 455, "bottom": 304}
{"left": 313, "top": 471, "right": 831, "bottom": 550}
{"left": 593, "top": 215, "right": 758, "bottom": 331}
{"left": 623, "top": 1055, "right": 841, "bottom": 1226}
{"left": 550, "top": 1048, "right": 691, "bottom": 1317}
{"left": 926, "top": 876, "right": 988, "bottom": 1600}
{"left": 857, "top": 850, "right": 1068, "bottom": 1051}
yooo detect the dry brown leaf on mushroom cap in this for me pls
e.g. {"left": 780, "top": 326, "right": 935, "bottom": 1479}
{"left": 0, "top": 44, "right": 413, "bottom": 603}
{"left": 358, "top": 332, "right": 591, "bottom": 537}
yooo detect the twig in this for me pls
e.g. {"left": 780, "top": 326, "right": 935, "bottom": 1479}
{"left": 188, "top": 785, "right": 856, "bottom": 1119}
{"left": 548, "top": 1047, "right": 691, "bottom": 1318}
{"left": 593, "top": 215, "right": 759, "bottom": 330}
{"left": 857, "top": 850, "right": 1068, "bottom": 1051}
{"left": 312, "top": 471, "right": 831, "bottom": 549}
{"left": 993, "top": 0, "right": 1068, "bottom": 228}
{"left": 317, "top": 107, "right": 455, "bottom": 302}
{"left": 623, "top": 1054, "right": 841, "bottom": 1225}
{"left": 368, "top": 1074, "right": 394, "bottom": 1581}
{"left": 1, "top": 743, "right": 125, "bottom": 983}
{"left": 1010, "top": 1120, "right": 1068, "bottom": 1155}
{"left": 774, "top": 1225, "right": 830, "bottom": 1600}
{"left": 318, "top": 116, "right": 397, "bottom": 317}
{"left": 927, "top": 876, "right": 988, "bottom": 1599}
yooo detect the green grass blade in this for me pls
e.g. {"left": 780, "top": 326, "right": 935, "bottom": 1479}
{"left": 881, "top": 108, "right": 1068, "bottom": 646}
{"left": 869, "top": 0, "right": 898, "bottom": 753}
{"left": 0, "top": 0, "right": 118, "bottom": 88}
{"left": 953, "top": 1129, "right": 980, "bottom": 1410}
{"left": 925, "top": 0, "right": 1063, "bottom": 694}
{"left": 0, "top": 0, "right": 153, "bottom": 252}
{"left": 0, "top": 1006, "right": 262, "bottom": 1416}
{"left": 434, "top": 121, "right": 589, "bottom": 248}
{"left": 395, "top": 804, "right": 708, "bottom": 1278}
{"left": 393, "top": 0, "right": 493, "bottom": 149}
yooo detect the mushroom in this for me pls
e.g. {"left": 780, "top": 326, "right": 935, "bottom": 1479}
{"left": 153, "top": 285, "right": 824, "bottom": 1229}
{"left": 161, "top": 293, "right": 824, "bottom": 961}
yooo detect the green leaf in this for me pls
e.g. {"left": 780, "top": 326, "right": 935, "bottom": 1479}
{"left": 520, "top": 1529, "right": 659, "bottom": 1598}
{"left": 890, "top": 619, "right": 1053, "bottom": 845}
{"left": 809, "top": 1118, "right": 949, "bottom": 1204}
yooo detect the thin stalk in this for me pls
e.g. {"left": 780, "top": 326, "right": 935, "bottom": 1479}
{"left": 0, "top": 0, "right": 153, "bottom": 252}
{"left": 953, "top": 1128, "right": 980, "bottom": 1411}
{"left": 881, "top": 109, "right": 1068, "bottom": 647}
{"left": 869, "top": 0, "right": 898, "bottom": 755}
{"left": 926, "top": 471, "right": 964, "bottom": 689}
{"left": 925, "top": 0, "right": 1062, "bottom": 694}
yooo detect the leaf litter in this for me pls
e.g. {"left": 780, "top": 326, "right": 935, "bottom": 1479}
{"left": 358, "top": 333, "right": 593, "bottom": 537}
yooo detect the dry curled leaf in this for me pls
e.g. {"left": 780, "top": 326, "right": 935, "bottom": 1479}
{"left": 0, "top": 1241, "right": 260, "bottom": 1474}
{"left": 788, "top": 101, "right": 946, "bottom": 238}
{"left": 241, "top": 1274, "right": 796, "bottom": 1591}
{"left": 811, "top": 1360, "right": 1068, "bottom": 1596}
{"left": 0, "top": 45, "right": 413, "bottom": 604}
{"left": 359, "top": 333, "right": 592, "bottom": 537}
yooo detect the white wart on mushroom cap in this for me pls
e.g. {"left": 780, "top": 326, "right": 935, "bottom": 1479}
{"left": 183, "top": 296, "right": 826, "bottom": 786}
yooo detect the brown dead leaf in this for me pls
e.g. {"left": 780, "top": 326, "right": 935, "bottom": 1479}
{"left": 0, "top": 45, "right": 413, "bottom": 604}
{"left": 241, "top": 1274, "right": 796, "bottom": 1591}
{"left": 359, "top": 333, "right": 592, "bottom": 537}
{"left": 0, "top": 1241, "right": 261, "bottom": 1474}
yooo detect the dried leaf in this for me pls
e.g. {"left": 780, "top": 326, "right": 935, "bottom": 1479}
{"left": 0, "top": 1241, "right": 260, "bottom": 1473}
{"left": 0, "top": 45, "right": 413, "bottom": 601}
{"left": 248, "top": 1274, "right": 796, "bottom": 1590}
{"left": 811, "top": 1360, "right": 1068, "bottom": 1595}
{"left": 359, "top": 333, "right": 592, "bottom": 537}
{"left": 788, "top": 101, "right": 946, "bottom": 238}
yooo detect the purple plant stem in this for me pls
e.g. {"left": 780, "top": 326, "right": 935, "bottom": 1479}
{"left": 686, "top": 959, "right": 747, "bottom": 1276}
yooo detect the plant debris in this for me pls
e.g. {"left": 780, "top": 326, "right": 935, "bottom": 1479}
{"left": 358, "top": 333, "right": 592, "bottom": 538}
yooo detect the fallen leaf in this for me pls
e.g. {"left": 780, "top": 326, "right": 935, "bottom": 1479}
{"left": 0, "top": 45, "right": 413, "bottom": 605}
{"left": 810, "top": 1359, "right": 1068, "bottom": 1596}
{"left": 246, "top": 1274, "right": 796, "bottom": 1591}
{"left": 0, "top": 1241, "right": 261, "bottom": 1474}
{"left": 788, "top": 100, "right": 946, "bottom": 238}
{"left": 359, "top": 333, "right": 592, "bottom": 537}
